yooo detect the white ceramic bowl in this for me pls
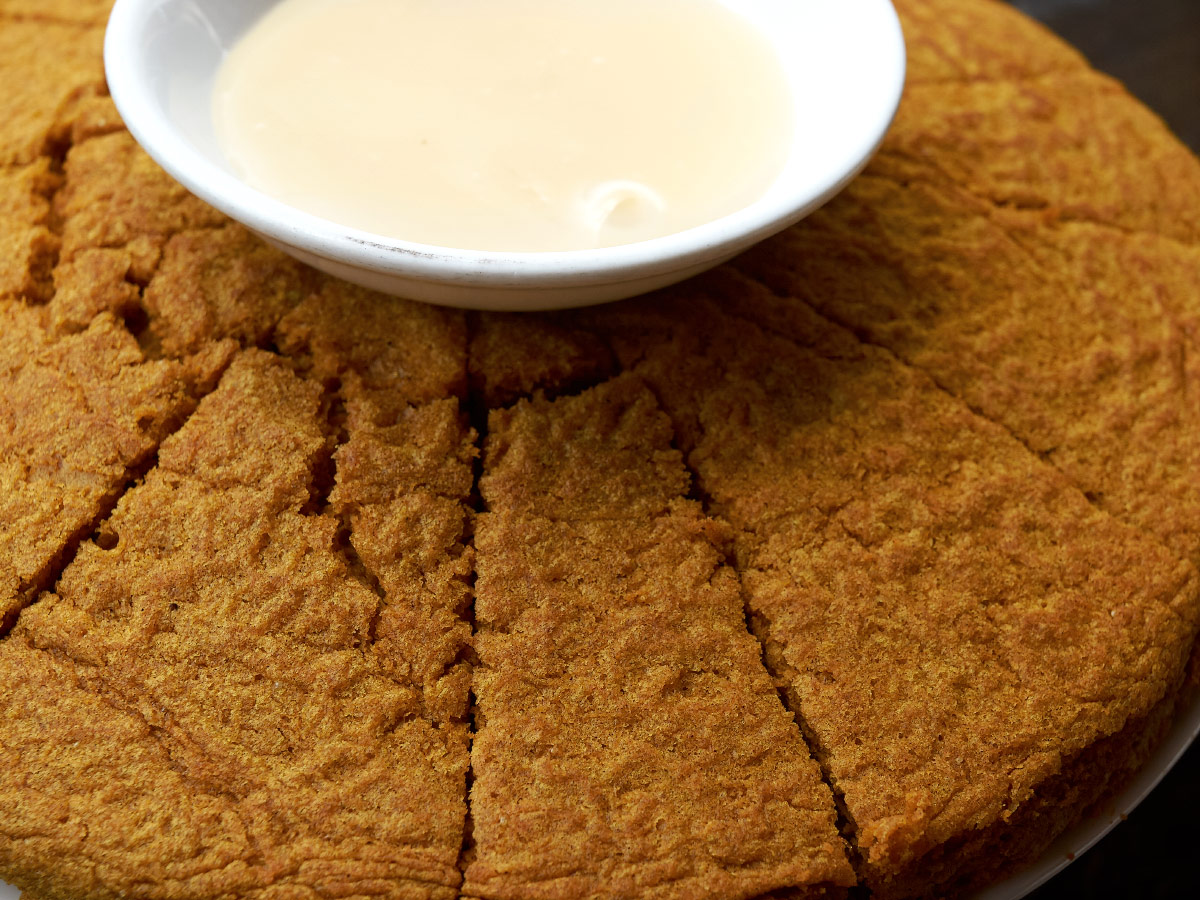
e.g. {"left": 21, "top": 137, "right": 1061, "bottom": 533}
{"left": 105, "top": 0, "right": 906, "bottom": 310}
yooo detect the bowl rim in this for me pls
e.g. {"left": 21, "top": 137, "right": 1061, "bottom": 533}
{"left": 104, "top": 0, "right": 907, "bottom": 289}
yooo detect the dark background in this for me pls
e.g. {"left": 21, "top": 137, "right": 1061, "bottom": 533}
{"left": 1012, "top": 0, "right": 1200, "bottom": 152}
{"left": 1006, "top": 1, "right": 1200, "bottom": 898}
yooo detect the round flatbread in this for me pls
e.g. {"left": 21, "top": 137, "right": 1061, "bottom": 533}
{"left": 2, "top": 2, "right": 1199, "bottom": 899}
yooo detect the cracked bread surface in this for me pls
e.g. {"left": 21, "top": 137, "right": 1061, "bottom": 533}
{"left": 732, "top": 67, "right": 1200, "bottom": 578}
{"left": 0, "top": 215, "right": 57, "bottom": 301}
{"left": 6, "top": 352, "right": 472, "bottom": 900}
{"left": 55, "top": 130, "right": 227, "bottom": 283}
{"left": 276, "top": 280, "right": 469, "bottom": 411}
{"left": 585, "top": 285, "right": 1200, "bottom": 896}
{"left": 3, "top": 0, "right": 1200, "bottom": 898}
{"left": 0, "top": 19, "right": 104, "bottom": 167}
{"left": 0, "top": 301, "right": 230, "bottom": 632}
{"left": 466, "top": 376, "right": 854, "bottom": 899}
{"left": 0, "top": 158, "right": 58, "bottom": 226}
{"left": 141, "top": 224, "right": 317, "bottom": 358}
{"left": 279, "top": 282, "right": 476, "bottom": 733}
{"left": 46, "top": 247, "right": 141, "bottom": 334}
{"left": 468, "top": 313, "right": 616, "bottom": 409}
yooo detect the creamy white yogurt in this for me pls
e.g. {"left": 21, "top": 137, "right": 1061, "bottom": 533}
{"left": 212, "top": 0, "right": 795, "bottom": 252}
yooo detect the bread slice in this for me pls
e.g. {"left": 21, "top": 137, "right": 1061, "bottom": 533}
{"left": 466, "top": 376, "right": 855, "bottom": 899}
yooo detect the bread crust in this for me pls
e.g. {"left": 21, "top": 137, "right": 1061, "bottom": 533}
{"left": 2, "top": 1, "right": 1200, "bottom": 898}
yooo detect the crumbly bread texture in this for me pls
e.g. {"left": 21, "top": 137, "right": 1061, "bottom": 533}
{"left": 277, "top": 280, "right": 468, "bottom": 410}
{"left": 585, "top": 285, "right": 1200, "bottom": 897}
{"left": 0, "top": 21, "right": 104, "bottom": 166}
{"left": 467, "top": 376, "right": 854, "bottom": 899}
{"left": 0, "top": 158, "right": 58, "bottom": 226}
{"left": 0, "top": 301, "right": 230, "bottom": 632}
{"left": 0, "top": 0, "right": 114, "bottom": 27}
{"left": 55, "top": 130, "right": 227, "bottom": 283}
{"left": 46, "top": 247, "right": 140, "bottom": 333}
{"left": 468, "top": 313, "right": 615, "bottom": 408}
{"left": 0, "top": 216, "right": 57, "bottom": 301}
{"left": 6, "top": 352, "right": 472, "bottom": 900}
{"left": 4, "top": 0, "right": 1200, "bottom": 899}
{"left": 0, "top": 160, "right": 60, "bottom": 300}
{"left": 279, "top": 282, "right": 476, "bottom": 730}
{"left": 141, "top": 225, "right": 317, "bottom": 357}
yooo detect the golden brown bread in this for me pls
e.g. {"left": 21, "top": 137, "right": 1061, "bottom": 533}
{"left": 0, "top": 301, "right": 229, "bottom": 632}
{"left": 581, "top": 283, "right": 1200, "bottom": 896}
{"left": 466, "top": 376, "right": 854, "bottom": 898}
{"left": 3, "top": 0, "right": 1200, "bottom": 898}
{"left": 0, "top": 157, "right": 57, "bottom": 226}
{"left": 897, "top": 0, "right": 1087, "bottom": 84}
{"left": 733, "top": 81, "right": 1200, "bottom": 577}
{"left": 0, "top": 19, "right": 104, "bottom": 166}
{"left": 5, "top": 351, "right": 473, "bottom": 900}
{"left": 276, "top": 280, "right": 469, "bottom": 410}
{"left": 55, "top": 130, "right": 227, "bottom": 282}
{"left": 0, "top": 215, "right": 56, "bottom": 301}
{"left": 467, "top": 313, "right": 615, "bottom": 409}
{"left": 141, "top": 224, "right": 316, "bottom": 357}
{"left": 279, "top": 284, "right": 476, "bottom": 730}
{"left": 0, "top": 0, "right": 113, "bottom": 26}
{"left": 47, "top": 247, "right": 140, "bottom": 333}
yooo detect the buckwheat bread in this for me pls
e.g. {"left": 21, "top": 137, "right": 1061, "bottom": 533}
{"left": 466, "top": 376, "right": 854, "bottom": 899}
{"left": 3, "top": 1, "right": 1200, "bottom": 899}
{"left": 580, "top": 281, "right": 1199, "bottom": 897}
{"left": 5, "top": 351, "right": 473, "bottom": 900}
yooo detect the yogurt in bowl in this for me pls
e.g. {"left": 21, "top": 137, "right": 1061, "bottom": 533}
{"left": 104, "top": 0, "right": 906, "bottom": 311}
